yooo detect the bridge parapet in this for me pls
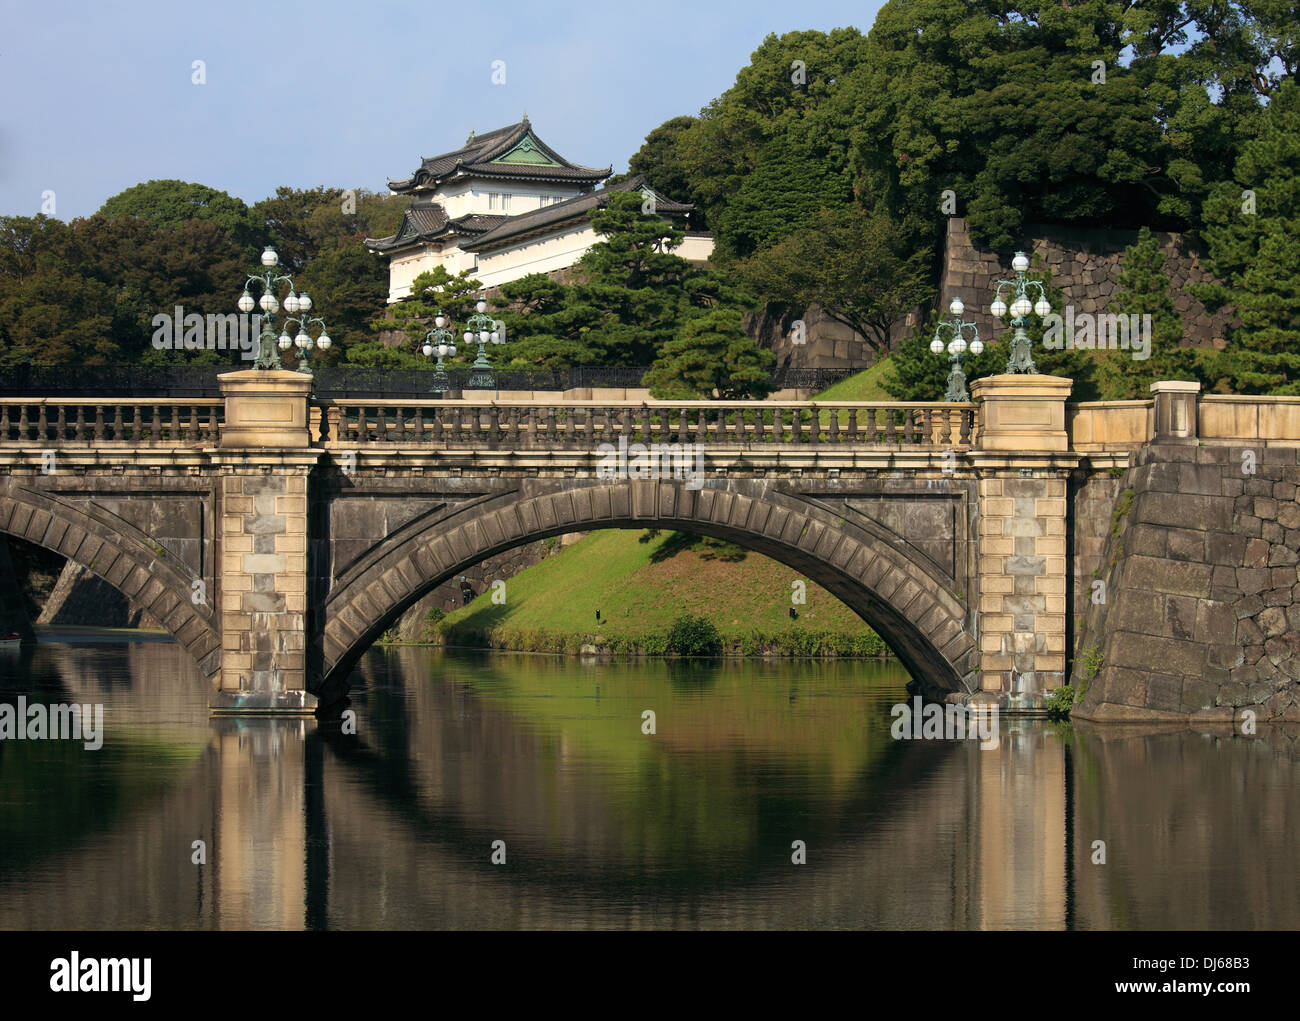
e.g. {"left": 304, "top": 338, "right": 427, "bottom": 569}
{"left": 0, "top": 398, "right": 222, "bottom": 447}
{"left": 315, "top": 399, "right": 977, "bottom": 450}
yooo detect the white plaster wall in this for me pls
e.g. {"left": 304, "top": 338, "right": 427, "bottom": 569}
{"left": 674, "top": 234, "right": 715, "bottom": 263}
{"left": 474, "top": 226, "right": 598, "bottom": 288}
{"left": 383, "top": 207, "right": 715, "bottom": 301}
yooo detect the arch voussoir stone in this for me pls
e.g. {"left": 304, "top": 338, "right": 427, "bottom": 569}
{"left": 317, "top": 479, "right": 979, "bottom": 702}
{"left": 0, "top": 485, "right": 220, "bottom": 685}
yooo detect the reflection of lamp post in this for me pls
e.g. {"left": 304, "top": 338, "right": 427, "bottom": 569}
{"left": 462, "top": 294, "right": 504, "bottom": 389}
{"left": 930, "top": 296, "right": 984, "bottom": 401}
{"left": 421, "top": 310, "right": 457, "bottom": 395}
{"left": 237, "top": 246, "right": 330, "bottom": 372}
{"left": 990, "top": 250, "right": 1052, "bottom": 374}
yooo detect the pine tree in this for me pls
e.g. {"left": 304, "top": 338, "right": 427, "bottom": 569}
{"left": 1191, "top": 80, "right": 1300, "bottom": 394}
{"left": 1096, "top": 227, "right": 1195, "bottom": 399}
{"left": 643, "top": 308, "right": 774, "bottom": 399}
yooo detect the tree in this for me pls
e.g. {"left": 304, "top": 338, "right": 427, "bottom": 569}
{"left": 884, "top": 311, "right": 1007, "bottom": 401}
{"left": 884, "top": 255, "right": 1092, "bottom": 399}
{"left": 293, "top": 241, "right": 389, "bottom": 367}
{"left": 853, "top": 0, "right": 1176, "bottom": 254}
{"left": 614, "top": 116, "right": 703, "bottom": 223}
{"left": 353, "top": 265, "right": 484, "bottom": 368}
{"left": 1095, "top": 226, "right": 1197, "bottom": 399}
{"left": 566, "top": 190, "right": 754, "bottom": 366}
{"left": 737, "top": 206, "right": 933, "bottom": 356}
{"left": 491, "top": 273, "right": 602, "bottom": 369}
{"left": 99, "top": 180, "right": 265, "bottom": 253}
{"left": 673, "top": 28, "right": 869, "bottom": 260}
{"left": 251, "top": 186, "right": 344, "bottom": 274}
{"left": 1191, "top": 79, "right": 1300, "bottom": 394}
{"left": 643, "top": 308, "right": 775, "bottom": 399}
{"left": 0, "top": 211, "right": 251, "bottom": 367}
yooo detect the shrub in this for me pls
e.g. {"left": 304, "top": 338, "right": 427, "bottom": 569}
{"left": 1045, "top": 684, "right": 1075, "bottom": 720}
{"left": 666, "top": 613, "right": 722, "bottom": 656}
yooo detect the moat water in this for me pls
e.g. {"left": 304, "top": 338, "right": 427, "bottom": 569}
{"left": 0, "top": 631, "right": 1296, "bottom": 929}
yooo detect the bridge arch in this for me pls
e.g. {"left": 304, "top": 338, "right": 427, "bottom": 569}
{"left": 0, "top": 484, "right": 221, "bottom": 681}
{"left": 317, "top": 479, "right": 978, "bottom": 703}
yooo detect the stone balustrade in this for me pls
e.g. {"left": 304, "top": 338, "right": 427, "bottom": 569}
{"left": 0, "top": 399, "right": 223, "bottom": 445}
{"left": 317, "top": 400, "right": 978, "bottom": 449}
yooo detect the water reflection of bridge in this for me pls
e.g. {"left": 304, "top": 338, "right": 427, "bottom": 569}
{"left": 1, "top": 641, "right": 1297, "bottom": 929}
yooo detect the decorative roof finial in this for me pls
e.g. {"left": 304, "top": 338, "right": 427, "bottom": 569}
{"left": 467, "top": 128, "right": 476, "bottom": 144}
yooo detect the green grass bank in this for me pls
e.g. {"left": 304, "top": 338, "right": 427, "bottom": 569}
{"left": 398, "top": 529, "right": 889, "bottom": 658}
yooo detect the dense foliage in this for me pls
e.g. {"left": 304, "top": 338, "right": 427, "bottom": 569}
{"left": 624, "top": 1, "right": 1298, "bottom": 396}
{"left": 2, "top": 1, "right": 1295, "bottom": 399}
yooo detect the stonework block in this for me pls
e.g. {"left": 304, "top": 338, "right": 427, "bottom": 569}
{"left": 275, "top": 533, "right": 306, "bottom": 554}
{"left": 243, "top": 553, "right": 287, "bottom": 574}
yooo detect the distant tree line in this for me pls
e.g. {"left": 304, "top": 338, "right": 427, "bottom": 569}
{"left": 0, "top": 181, "right": 403, "bottom": 369}
{"left": 2, "top": 1, "right": 1295, "bottom": 399}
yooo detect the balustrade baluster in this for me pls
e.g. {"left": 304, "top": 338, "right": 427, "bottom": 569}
{"left": 827, "top": 407, "right": 839, "bottom": 444}
{"left": 75, "top": 406, "right": 86, "bottom": 442}
{"left": 188, "top": 405, "right": 198, "bottom": 441}
{"left": 0, "top": 405, "right": 9, "bottom": 442}
{"left": 55, "top": 406, "right": 66, "bottom": 441}
{"left": 960, "top": 408, "right": 973, "bottom": 446}
{"left": 18, "top": 406, "right": 28, "bottom": 442}
{"left": 149, "top": 405, "right": 159, "bottom": 444}
{"left": 106, "top": 406, "right": 117, "bottom": 441}
{"left": 847, "top": 408, "right": 859, "bottom": 443}
{"left": 37, "top": 405, "right": 48, "bottom": 441}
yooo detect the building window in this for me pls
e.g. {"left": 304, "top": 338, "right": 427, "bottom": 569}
{"left": 488, "top": 193, "right": 499, "bottom": 209}
{"left": 501, "top": 194, "right": 511, "bottom": 211}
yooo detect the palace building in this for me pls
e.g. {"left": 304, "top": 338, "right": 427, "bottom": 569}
{"left": 366, "top": 118, "right": 713, "bottom": 302}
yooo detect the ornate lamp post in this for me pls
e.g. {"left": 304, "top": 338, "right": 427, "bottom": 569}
{"left": 930, "top": 296, "right": 984, "bottom": 401}
{"left": 462, "top": 294, "right": 505, "bottom": 389}
{"left": 237, "top": 246, "right": 330, "bottom": 373}
{"left": 421, "top": 310, "right": 457, "bottom": 395}
{"left": 280, "top": 291, "right": 331, "bottom": 376}
{"left": 990, "top": 250, "right": 1052, "bottom": 374}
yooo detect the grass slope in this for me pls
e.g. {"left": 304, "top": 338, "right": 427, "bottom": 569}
{"left": 433, "top": 529, "right": 887, "bottom": 656}
{"left": 814, "top": 359, "right": 897, "bottom": 402}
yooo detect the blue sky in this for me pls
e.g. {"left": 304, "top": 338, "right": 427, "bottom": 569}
{"left": 0, "top": 0, "right": 886, "bottom": 219}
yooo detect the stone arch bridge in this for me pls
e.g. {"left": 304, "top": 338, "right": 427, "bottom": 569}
{"left": 0, "top": 373, "right": 1295, "bottom": 720}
